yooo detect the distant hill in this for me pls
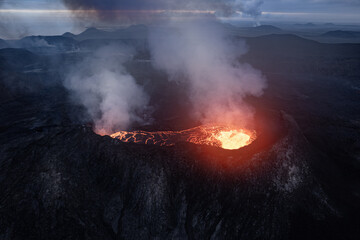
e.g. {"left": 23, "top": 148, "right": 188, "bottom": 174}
{"left": 252, "top": 34, "right": 316, "bottom": 43}
{"left": 58, "top": 24, "right": 285, "bottom": 42}
{"left": 62, "top": 32, "right": 76, "bottom": 38}
{"left": 234, "top": 25, "right": 284, "bottom": 37}
{"left": 18, "top": 36, "right": 78, "bottom": 48}
{"left": 295, "top": 23, "right": 316, "bottom": 27}
{"left": 3, "top": 36, "right": 79, "bottom": 53}
{"left": 253, "top": 25, "right": 283, "bottom": 32}
{"left": 244, "top": 34, "right": 360, "bottom": 58}
{"left": 321, "top": 30, "right": 360, "bottom": 39}
{"left": 241, "top": 34, "right": 360, "bottom": 76}
{"left": 69, "top": 25, "right": 149, "bottom": 41}
{"left": 245, "top": 34, "right": 320, "bottom": 55}
{"left": 78, "top": 38, "right": 147, "bottom": 52}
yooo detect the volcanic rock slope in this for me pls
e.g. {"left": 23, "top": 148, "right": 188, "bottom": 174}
{"left": 0, "top": 32, "right": 359, "bottom": 240}
{"left": 0, "top": 82, "right": 342, "bottom": 240}
{"left": 0, "top": 109, "right": 334, "bottom": 240}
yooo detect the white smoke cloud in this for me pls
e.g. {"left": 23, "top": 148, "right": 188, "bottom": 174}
{"left": 236, "top": 0, "right": 264, "bottom": 17}
{"left": 64, "top": 44, "right": 149, "bottom": 135}
{"left": 149, "top": 19, "right": 266, "bottom": 128}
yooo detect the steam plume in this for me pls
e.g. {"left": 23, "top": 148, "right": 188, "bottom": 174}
{"left": 64, "top": 45, "right": 149, "bottom": 135}
{"left": 149, "top": 20, "right": 266, "bottom": 127}
{"left": 61, "top": 0, "right": 266, "bottom": 130}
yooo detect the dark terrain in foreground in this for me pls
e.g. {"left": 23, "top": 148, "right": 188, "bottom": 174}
{"left": 0, "top": 26, "right": 359, "bottom": 239}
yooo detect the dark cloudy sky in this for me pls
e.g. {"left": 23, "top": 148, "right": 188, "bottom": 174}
{"left": 1, "top": 0, "right": 359, "bottom": 11}
{"left": 264, "top": 0, "right": 360, "bottom": 14}
{"left": 0, "top": 0, "right": 359, "bottom": 37}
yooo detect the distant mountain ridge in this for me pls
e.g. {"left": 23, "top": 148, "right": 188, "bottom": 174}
{"left": 294, "top": 23, "right": 316, "bottom": 27}
{"left": 244, "top": 34, "right": 360, "bottom": 58}
{"left": 65, "top": 25, "right": 149, "bottom": 41}
{"left": 321, "top": 30, "right": 360, "bottom": 38}
{"left": 65, "top": 24, "right": 283, "bottom": 41}
{"left": 19, "top": 36, "right": 77, "bottom": 47}
{"left": 62, "top": 32, "right": 76, "bottom": 38}
{"left": 252, "top": 25, "right": 283, "bottom": 32}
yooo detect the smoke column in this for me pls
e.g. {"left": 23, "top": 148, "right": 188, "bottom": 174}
{"left": 61, "top": 0, "right": 266, "bottom": 130}
{"left": 64, "top": 45, "right": 149, "bottom": 135}
{"left": 149, "top": 19, "right": 266, "bottom": 127}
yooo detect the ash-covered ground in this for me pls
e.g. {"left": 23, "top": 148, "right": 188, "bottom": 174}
{"left": 0, "top": 24, "right": 359, "bottom": 240}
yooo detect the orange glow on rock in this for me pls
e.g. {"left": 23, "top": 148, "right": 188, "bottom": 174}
{"left": 108, "top": 125, "right": 255, "bottom": 150}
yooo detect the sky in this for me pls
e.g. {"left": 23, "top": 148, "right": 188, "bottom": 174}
{"left": 0, "top": 0, "right": 359, "bottom": 38}
{"left": 1, "top": 0, "right": 358, "bottom": 13}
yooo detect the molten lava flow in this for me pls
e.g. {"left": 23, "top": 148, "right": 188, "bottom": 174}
{"left": 109, "top": 125, "right": 255, "bottom": 150}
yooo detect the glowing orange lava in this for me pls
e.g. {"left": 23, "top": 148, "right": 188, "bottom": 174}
{"left": 109, "top": 125, "right": 255, "bottom": 150}
{"left": 213, "top": 130, "right": 251, "bottom": 150}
